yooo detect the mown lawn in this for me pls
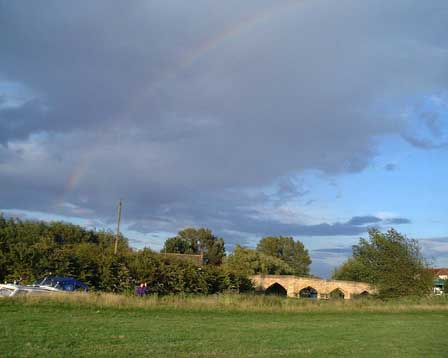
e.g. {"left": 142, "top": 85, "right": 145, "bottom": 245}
{"left": 1, "top": 298, "right": 447, "bottom": 357}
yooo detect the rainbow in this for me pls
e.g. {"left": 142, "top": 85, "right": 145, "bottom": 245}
{"left": 57, "top": 158, "right": 90, "bottom": 207}
{"left": 180, "top": 1, "right": 302, "bottom": 69}
{"left": 59, "top": 1, "right": 304, "bottom": 203}
{"left": 64, "top": 158, "right": 89, "bottom": 194}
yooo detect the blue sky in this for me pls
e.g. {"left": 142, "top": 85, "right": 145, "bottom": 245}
{"left": 1, "top": 0, "right": 447, "bottom": 277}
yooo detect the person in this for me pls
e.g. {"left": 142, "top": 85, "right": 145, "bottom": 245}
{"left": 136, "top": 283, "right": 146, "bottom": 297}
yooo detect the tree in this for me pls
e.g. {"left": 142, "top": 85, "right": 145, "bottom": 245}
{"left": 332, "top": 229, "right": 433, "bottom": 298}
{"left": 162, "top": 228, "right": 225, "bottom": 265}
{"left": 256, "top": 236, "right": 311, "bottom": 276}
{"left": 331, "top": 257, "right": 368, "bottom": 282}
{"left": 0, "top": 214, "right": 254, "bottom": 294}
{"left": 223, "top": 245, "right": 295, "bottom": 276}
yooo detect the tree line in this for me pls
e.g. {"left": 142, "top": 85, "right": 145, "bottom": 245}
{"left": 0, "top": 214, "right": 435, "bottom": 297}
{"left": 0, "top": 215, "right": 311, "bottom": 294}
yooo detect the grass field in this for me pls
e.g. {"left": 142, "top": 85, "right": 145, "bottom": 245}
{"left": 1, "top": 294, "right": 448, "bottom": 357}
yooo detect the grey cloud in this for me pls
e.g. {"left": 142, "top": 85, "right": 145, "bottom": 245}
{"left": 312, "top": 247, "right": 353, "bottom": 255}
{"left": 346, "top": 215, "right": 411, "bottom": 227}
{"left": 384, "top": 163, "right": 397, "bottom": 171}
{"left": 275, "top": 177, "right": 309, "bottom": 202}
{"left": 0, "top": 94, "right": 6, "bottom": 107}
{"left": 128, "top": 238, "right": 144, "bottom": 245}
{"left": 385, "top": 217, "right": 411, "bottom": 225}
{"left": 226, "top": 215, "right": 410, "bottom": 239}
{"left": 0, "top": 99, "right": 48, "bottom": 143}
{"left": 402, "top": 133, "right": 448, "bottom": 149}
{"left": 347, "top": 216, "right": 382, "bottom": 226}
{"left": 310, "top": 261, "right": 337, "bottom": 279}
{"left": 418, "top": 237, "right": 448, "bottom": 266}
{"left": 421, "top": 237, "right": 448, "bottom": 243}
{"left": 0, "top": 0, "right": 446, "bottom": 243}
{"left": 228, "top": 220, "right": 369, "bottom": 238}
{"left": 421, "top": 112, "right": 442, "bottom": 137}
{"left": 126, "top": 208, "right": 410, "bottom": 248}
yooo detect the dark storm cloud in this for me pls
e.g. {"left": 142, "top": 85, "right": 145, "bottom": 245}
{"left": 0, "top": 0, "right": 447, "bottom": 239}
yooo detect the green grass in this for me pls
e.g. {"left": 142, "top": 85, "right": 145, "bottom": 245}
{"left": 1, "top": 295, "right": 448, "bottom": 357}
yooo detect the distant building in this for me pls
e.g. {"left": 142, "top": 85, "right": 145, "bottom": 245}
{"left": 430, "top": 268, "right": 448, "bottom": 280}
{"left": 429, "top": 268, "right": 448, "bottom": 295}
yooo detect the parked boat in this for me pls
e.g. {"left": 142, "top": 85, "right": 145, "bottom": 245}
{"left": 0, "top": 283, "right": 57, "bottom": 297}
{"left": 0, "top": 276, "right": 88, "bottom": 297}
{"left": 32, "top": 276, "right": 89, "bottom": 292}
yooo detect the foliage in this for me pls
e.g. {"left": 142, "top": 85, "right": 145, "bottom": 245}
{"left": 0, "top": 214, "right": 251, "bottom": 294}
{"left": 223, "top": 245, "right": 295, "bottom": 276}
{"left": 130, "top": 249, "right": 252, "bottom": 294}
{"left": 0, "top": 215, "right": 129, "bottom": 289}
{"left": 256, "top": 236, "right": 311, "bottom": 275}
{"left": 331, "top": 257, "right": 370, "bottom": 282}
{"left": 332, "top": 229, "right": 434, "bottom": 298}
{"left": 162, "top": 227, "right": 225, "bottom": 265}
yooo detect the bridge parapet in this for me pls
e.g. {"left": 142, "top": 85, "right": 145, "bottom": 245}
{"left": 250, "top": 274, "right": 376, "bottom": 299}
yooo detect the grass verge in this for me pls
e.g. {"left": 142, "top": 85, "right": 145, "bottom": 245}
{"left": 9, "top": 291, "right": 448, "bottom": 313}
{"left": 1, "top": 294, "right": 447, "bottom": 357}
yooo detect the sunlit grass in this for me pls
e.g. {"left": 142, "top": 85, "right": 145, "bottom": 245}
{"left": 2, "top": 294, "right": 448, "bottom": 357}
{"left": 14, "top": 292, "right": 448, "bottom": 313}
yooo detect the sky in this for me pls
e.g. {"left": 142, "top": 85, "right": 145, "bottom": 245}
{"left": 1, "top": 0, "right": 447, "bottom": 277}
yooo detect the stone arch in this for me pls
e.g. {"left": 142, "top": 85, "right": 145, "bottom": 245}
{"left": 329, "top": 288, "right": 345, "bottom": 299}
{"left": 265, "top": 282, "right": 287, "bottom": 296}
{"left": 298, "top": 286, "right": 318, "bottom": 299}
{"left": 353, "top": 290, "right": 370, "bottom": 299}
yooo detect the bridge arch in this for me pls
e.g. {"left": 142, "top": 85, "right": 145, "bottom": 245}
{"left": 352, "top": 290, "right": 370, "bottom": 299}
{"left": 250, "top": 275, "right": 375, "bottom": 299}
{"left": 298, "top": 286, "right": 318, "bottom": 299}
{"left": 329, "top": 288, "right": 345, "bottom": 299}
{"left": 265, "top": 282, "right": 287, "bottom": 296}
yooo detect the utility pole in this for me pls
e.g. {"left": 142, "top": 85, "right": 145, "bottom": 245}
{"left": 114, "top": 199, "right": 122, "bottom": 255}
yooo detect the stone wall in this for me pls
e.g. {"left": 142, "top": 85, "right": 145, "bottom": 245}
{"left": 251, "top": 274, "right": 376, "bottom": 299}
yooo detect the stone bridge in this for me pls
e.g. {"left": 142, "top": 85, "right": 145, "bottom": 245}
{"left": 251, "top": 275, "right": 376, "bottom": 300}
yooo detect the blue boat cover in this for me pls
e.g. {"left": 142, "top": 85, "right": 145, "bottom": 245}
{"left": 34, "top": 276, "right": 89, "bottom": 291}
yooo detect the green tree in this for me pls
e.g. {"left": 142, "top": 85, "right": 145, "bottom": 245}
{"left": 331, "top": 257, "right": 368, "bottom": 282}
{"left": 256, "top": 236, "right": 311, "bottom": 276}
{"left": 0, "top": 214, "right": 255, "bottom": 295}
{"left": 223, "top": 245, "right": 294, "bottom": 276}
{"left": 332, "top": 229, "right": 433, "bottom": 298}
{"left": 162, "top": 228, "right": 225, "bottom": 265}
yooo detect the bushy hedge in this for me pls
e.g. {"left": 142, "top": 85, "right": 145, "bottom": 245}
{"left": 0, "top": 215, "right": 253, "bottom": 294}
